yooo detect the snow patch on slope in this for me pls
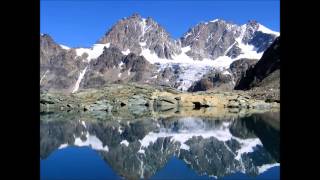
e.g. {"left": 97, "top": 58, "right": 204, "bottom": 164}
{"left": 58, "top": 143, "right": 68, "bottom": 149}
{"left": 257, "top": 163, "right": 280, "bottom": 174}
{"left": 72, "top": 66, "right": 88, "bottom": 93}
{"left": 60, "top": 44, "right": 70, "bottom": 50}
{"left": 139, "top": 41, "right": 147, "bottom": 47}
{"left": 122, "top": 49, "right": 131, "bottom": 55}
{"left": 258, "top": 24, "right": 280, "bottom": 36}
{"left": 81, "top": 121, "right": 87, "bottom": 128}
{"left": 120, "top": 140, "right": 129, "bottom": 146}
{"left": 210, "top": 19, "right": 219, "bottom": 23}
{"left": 40, "top": 70, "right": 49, "bottom": 84}
{"left": 74, "top": 132, "right": 109, "bottom": 152}
{"left": 72, "top": 43, "right": 111, "bottom": 93}
{"left": 234, "top": 137, "right": 262, "bottom": 160}
{"left": 234, "top": 25, "right": 264, "bottom": 60}
{"left": 75, "top": 43, "right": 110, "bottom": 62}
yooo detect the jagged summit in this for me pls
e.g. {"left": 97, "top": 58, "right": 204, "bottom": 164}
{"left": 98, "top": 13, "right": 181, "bottom": 59}
{"left": 129, "top": 12, "right": 142, "bottom": 19}
{"left": 180, "top": 18, "right": 278, "bottom": 60}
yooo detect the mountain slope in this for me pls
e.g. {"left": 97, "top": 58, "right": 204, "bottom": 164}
{"left": 234, "top": 36, "right": 280, "bottom": 90}
{"left": 80, "top": 46, "right": 158, "bottom": 89}
{"left": 40, "top": 34, "right": 87, "bottom": 92}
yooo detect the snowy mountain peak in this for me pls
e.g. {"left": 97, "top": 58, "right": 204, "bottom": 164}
{"left": 244, "top": 20, "right": 279, "bottom": 36}
{"left": 98, "top": 13, "right": 181, "bottom": 60}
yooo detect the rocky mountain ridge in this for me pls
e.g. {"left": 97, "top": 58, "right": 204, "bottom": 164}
{"left": 40, "top": 13, "right": 279, "bottom": 93}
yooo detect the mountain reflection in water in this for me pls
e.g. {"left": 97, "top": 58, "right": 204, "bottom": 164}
{"left": 40, "top": 111, "right": 280, "bottom": 180}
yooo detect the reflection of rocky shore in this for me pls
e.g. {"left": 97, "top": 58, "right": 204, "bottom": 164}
{"left": 40, "top": 112, "right": 279, "bottom": 179}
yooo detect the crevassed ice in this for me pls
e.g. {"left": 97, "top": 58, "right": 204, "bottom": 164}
{"left": 140, "top": 45, "right": 238, "bottom": 91}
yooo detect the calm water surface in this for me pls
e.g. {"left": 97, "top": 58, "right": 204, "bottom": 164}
{"left": 40, "top": 111, "right": 280, "bottom": 180}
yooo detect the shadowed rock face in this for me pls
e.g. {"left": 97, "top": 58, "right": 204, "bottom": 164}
{"left": 235, "top": 37, "right": 280, "bottom": 90}
{"left": 230, "top": 58, "right": 259, "bottom": 86}
{"left": 41, "top": 112, "right": 279, "bottom": 179}
{"left": 40, "top": 34, "right": 87, "bottom": 92}
{"left": 249, "top": 31, "right": 278, "bottom": 53}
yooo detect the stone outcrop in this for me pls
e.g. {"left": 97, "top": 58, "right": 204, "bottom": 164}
{"left": 40, "top": 84, "right": 279, "bottom": 114}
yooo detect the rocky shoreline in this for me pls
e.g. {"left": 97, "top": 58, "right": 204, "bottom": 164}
{"left": 40, "top": 83, "right": 279, "bottom": 118}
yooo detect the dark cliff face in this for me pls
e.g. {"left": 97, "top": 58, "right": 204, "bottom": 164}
{"left": 40, "top": 34, "right": 87, "bottom": 92}
{"left": 230, "top": 58, "right": 259, "bottom": 87}
{"left": 235, "top": 37, "right": 280, "bottom": 90}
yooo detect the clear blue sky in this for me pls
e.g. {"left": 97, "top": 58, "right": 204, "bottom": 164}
{"left": 40, "top": 0, "right": 280, "bottom": 48}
